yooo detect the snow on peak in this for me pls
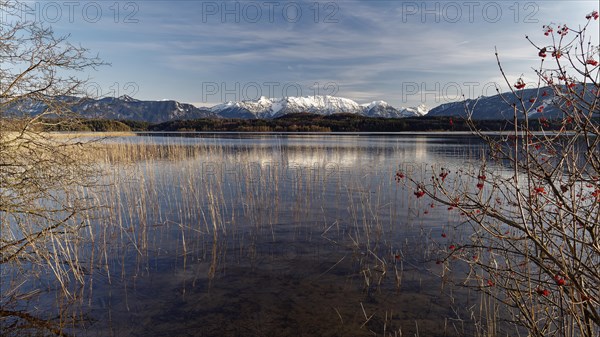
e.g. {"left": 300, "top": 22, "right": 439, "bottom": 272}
{"left": 402, "top": 104, "right": 429, "bottom": 116}
{"left": 281, "top": 95, "right": 362, "bottom": 115}
{"left": 361, "top": 100, "right": 390, "bottom": 110}
{"left": 119, "top": 95, "right": 138, "bottom": 102}
{"left": 211, "top": 95, "right": 429, "bottom": 118}
{"left": 415, "top": 104, "right": 429, "bottom": 116}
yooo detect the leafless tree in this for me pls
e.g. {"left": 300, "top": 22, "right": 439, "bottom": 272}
{"left": 1, "top": 0, "right": 105, "bottom": 334}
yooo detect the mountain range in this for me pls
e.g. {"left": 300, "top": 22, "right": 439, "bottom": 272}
{"left": 3, "top": 86, "right": 587, "bottom": 123}
{"left": 427, "top": 87, "right": 566, "bottom": 119}
{"left": 4, "top": 95, "right": 428, "bottom": 122}
{"left": 3, "top": 95, "right": 217, "bottom": 123}
{"left": 211, "top": 95, "right": 428, "bottom": 119}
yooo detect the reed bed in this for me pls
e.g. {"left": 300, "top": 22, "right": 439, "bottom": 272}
{"left": 2, "top": 133, "right": 512, "bottom": 336}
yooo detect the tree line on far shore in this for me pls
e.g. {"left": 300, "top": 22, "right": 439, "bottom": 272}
{"left": 12, "top": 113, "right": 574, "bottom": 133}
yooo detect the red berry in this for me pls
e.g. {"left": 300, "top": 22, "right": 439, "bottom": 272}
{"left": 514, "top": 78, "right": 526, "bottom": 89}
{"left": 395, "top": 171, "right": 405, "bottom": 182}
{"left": 536, "top": 288, "right": 550, "bottom": 296}
{"left": 586, "top": 11, "right": 599, "bottom": 20}
{"left": 414, "top": 189, "right": 425, "bottom": 198}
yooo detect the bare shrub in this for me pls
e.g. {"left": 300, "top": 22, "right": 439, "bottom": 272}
{"left": 408, "top": 11, "right": 599, "bottom": 337}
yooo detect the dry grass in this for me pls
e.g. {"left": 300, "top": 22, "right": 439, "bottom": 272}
{"left": 2, "top": 134, "right": 513, "bottom": 336}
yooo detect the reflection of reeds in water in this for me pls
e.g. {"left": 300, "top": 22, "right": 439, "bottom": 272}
{"left": 91, "top": 138, "right": 377, "bottom": 267}
{"left": 3, "top": 134, "right": 497, "bottom": 336}
{"left": 133, "top": 140, "right": 438, "bottom": 331}
{"left": 81, "top": 136, "right": 450, "bottom": 334}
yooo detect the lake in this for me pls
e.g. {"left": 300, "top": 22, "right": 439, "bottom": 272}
{"left": 2, "top": 133, "right": 499, "bottom": 336}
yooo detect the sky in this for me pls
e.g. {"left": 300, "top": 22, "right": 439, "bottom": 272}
{"left": 6, "top": 0, "right": 600, "bottom": 109}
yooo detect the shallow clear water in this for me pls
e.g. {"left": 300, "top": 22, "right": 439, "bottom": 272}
{"left": 3, "top": 133, "right": 494, "bottom": 336}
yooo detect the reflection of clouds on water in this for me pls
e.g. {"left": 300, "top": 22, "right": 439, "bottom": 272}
{"left": 134, "top": 134, "right": 494, "bottom": 186}
{"left": 217, "top": 142, "right": 443, "bottom": 172}
{"left": 230, "top": 146, "right": 362, "bottom": 169}
{"left": 413, "top": 137, "right": 427, "bottom": 161}
{"left": 132, "top": 133, "right": 488, "bottom": 168}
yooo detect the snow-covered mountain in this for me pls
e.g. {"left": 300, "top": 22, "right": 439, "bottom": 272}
{"left": 211, "top": 95, "right": 429, "bottom": 119}
{"left": 4, "top": 94, "right": 431, "bottom": 122}
{"left": 405, "top": 104, "right": 430, "bottom": 117}
{"left": 8, "top": 86, "right": 595, "bottom": 123}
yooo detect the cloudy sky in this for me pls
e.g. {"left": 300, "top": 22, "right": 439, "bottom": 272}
{"left": 12, "top": 0, "right": 599, "bottom": 108}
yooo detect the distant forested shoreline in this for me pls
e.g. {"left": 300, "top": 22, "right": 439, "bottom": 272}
{"left": 7, "top": 113, "right": 571, "bottom": 132}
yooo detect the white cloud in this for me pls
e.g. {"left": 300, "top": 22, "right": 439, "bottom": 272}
{"left": 57, "top": 0, "right": 600, "bottom": 108}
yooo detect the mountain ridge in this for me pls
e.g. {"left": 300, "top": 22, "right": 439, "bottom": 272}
{"left": 3, "top": 95, "right": 218, "bottom": 123}
{"left": 4, "top": 85, "right": 590, "bottom": 122}
{"left": 426, "top": 85, "right": 596, "bottom": 119}
{"left": 210, "top": 95, "right": 429, "bottom": 119}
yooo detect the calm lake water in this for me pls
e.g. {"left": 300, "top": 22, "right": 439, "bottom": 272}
{"left": 4, "top": 133, "right": 498, "bottom": 336}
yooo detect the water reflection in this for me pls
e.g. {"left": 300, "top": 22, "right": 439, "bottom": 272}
{"left": 3, "top": 134, "right": 491, "bottom": 337}
{"left": 109, "top": 133, "right": 489, "bottom": 177}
